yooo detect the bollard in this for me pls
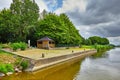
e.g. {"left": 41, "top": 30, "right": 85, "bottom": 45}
{"left": 42, "top": 53, "right": 45, "bottom": 58}
{"left": 72, "top": 50, "right": 74, "bottom": 53}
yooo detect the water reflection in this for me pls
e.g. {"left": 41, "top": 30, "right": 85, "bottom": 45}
{"left": 75, "top": 48, "right": 120, "bottom": 80}
{"left": 2, "top": 58, "right": 84, "bottom": 80}
{"left": 91, "top": 50, "right": 109, "bottom": 59}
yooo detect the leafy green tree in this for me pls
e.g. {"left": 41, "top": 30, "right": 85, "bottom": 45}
{"left": 28, "top": 13, "right": 84, "bottom": 46}
{"left": 40, "top": 9, "right": 48, "bottom": 19}
{"left": 85, "top": 39, "right": 92, "bottom": 45}
{"left": 0, "top": 9, "right": 17, "bottom": 43}
{"left": 28, "top": 13, "right": 65, "bottom": 46}
{"left": 10, "top": 0, "right": 39, "bottom": 41}
{"left": 60, "top": 13, "right": 83, "bottom": 45}
{"left": 101, "top": 38, "right": 109, "bottom": 45}
{"left": 88, "top": 36, "right": 109, "bottom": 45}
{"left": 0, "top": 1, "right": 84, "bottom": 47}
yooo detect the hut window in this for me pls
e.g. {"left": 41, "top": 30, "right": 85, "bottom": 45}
{"left": 49, "top": 42, "right": 52, "bottom": 44}
{"left": 38, "top": 41, "right": 42, "bottom": 44}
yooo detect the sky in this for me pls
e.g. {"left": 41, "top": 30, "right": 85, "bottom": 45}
{"left": 0, "top": 0, "right": 120, "bottom": 45}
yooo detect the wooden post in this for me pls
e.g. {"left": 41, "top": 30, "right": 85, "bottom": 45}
{"left": 42, "top": 53, "right": 45, "bottom": 58}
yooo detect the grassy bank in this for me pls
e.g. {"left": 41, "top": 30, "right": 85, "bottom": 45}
{"left": 0, "top": 50, "right": 16, "bottom": 64}
{"left": 0, "top": 50, "right": 29, "bottom": 74}
{"left": 94, "top": 45, "right": 114, "bottom": 51}
{"left": 0, "top": 50, "right": 15, "bottom": 74}
{"left": 82, "top": 45, "right": 114, "bottom": 51}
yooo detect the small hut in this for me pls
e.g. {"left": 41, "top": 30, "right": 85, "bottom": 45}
{"left": 37, "top": 36, "right": 55, "bottom": 49}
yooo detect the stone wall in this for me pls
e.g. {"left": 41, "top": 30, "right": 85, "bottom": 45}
{"left": 30, "top": 50, "right": 97, "bottom": 71}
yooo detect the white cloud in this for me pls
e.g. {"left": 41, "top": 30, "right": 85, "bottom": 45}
{"left": 0, "top": 0, "right": 48, "bottom": 13}
{"left": 0, "top": 0, "right": 12, "bottom": 10}
{"left": 34, "top": 0, "right": 48, "bottom": 12}
{"left": 107, "top": 36, "right": 120, "bottom": 45}
{"left": 76, "top": 25, "right": 91, "bottom": 38}
{"left": 55, "top": 0, "right": 87, "bottom": 14}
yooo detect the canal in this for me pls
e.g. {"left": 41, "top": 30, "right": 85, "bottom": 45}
{"left": 1, "top": 48, "right": 120, "bottom": 80}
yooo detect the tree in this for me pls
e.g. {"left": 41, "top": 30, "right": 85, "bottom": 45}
{"left": 60, "top": 13, "right": 83, "bottom": 45}
{"left": 39, "top": 9, "right": 48, "bottom": 19}
{"left": 10, "top": 0, "right": 39, "bottom": 41}
{"left": 85, "top": 39, "right": 92, "bottom": 45}
{"left": 28, "top": 13, "right": 84, "bottom": 46}
{"left": 0, "top": 9, "right": 16, "bottom": 42}
{"left": 101, "top": 38, "right": 109, "bottom": 45}
{"left": 88, "top": 36, "right": 109, "bottom": 45}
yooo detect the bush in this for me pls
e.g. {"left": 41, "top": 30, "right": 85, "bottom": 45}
{"left": 11, "top": 43, "right": 21, "bottom": 51}
{"left": 0, "top": 64, "right": 14, "bottom": 74}
{"left": 11, "top": 42, "right": 27, "bottom": 51}
{"left": 20, "top": 60, "right": 29, "bottom": 70}
{"left": 19, "top": 42, "right": 27, "bottom": 50}
{"left": 6, "top": 64, "right": 14, "bottom": 72}
{"left": 0, "top": 64, "right": 7, "bottom": 74}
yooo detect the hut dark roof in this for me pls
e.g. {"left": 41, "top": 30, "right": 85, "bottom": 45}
{"left": 37, "top": 36, "right": 54, "bottom": 41}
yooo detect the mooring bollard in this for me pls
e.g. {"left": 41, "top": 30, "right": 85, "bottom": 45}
{"left": 72, "top": 50, "right": 74, "bottom": 53}
{"left": 42, "top": 53, "right": 45, "bottom": 58}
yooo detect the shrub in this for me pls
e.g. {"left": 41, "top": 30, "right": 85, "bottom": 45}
{"left": 11, "top": 43, "right": 21, "bottom": 51}
{"left": 19, "top": 42, "right": 27, "bottom": 50}
{"left": 10, "top": 42, "right": 27, "bottom": 51}
{"left": 0, "top": 64, "right": 14, "bottom": 74}
{"left": 0, "top": 64, "right": 7, "bottom": 74}
{"left": 6, "top": 64, "right": 14, "bottom": 72}
{"left": 20, "top": 60, "right": 29, "bottom": 70}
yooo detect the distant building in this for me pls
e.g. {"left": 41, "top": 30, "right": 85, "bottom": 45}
{"left": 37, "top": 36, "right": 55, "bottom": 49}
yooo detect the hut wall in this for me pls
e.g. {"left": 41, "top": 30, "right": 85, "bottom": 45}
{"left": 42, "top": 41, "right": 49, "bottom": 48}
{"left": 49, "top": 44, "right": 55, "bottom": 48}
{"left": 37, "top": 42, "right": 42, "bottom": 48}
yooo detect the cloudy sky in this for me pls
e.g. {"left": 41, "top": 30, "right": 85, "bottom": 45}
{"left": 0, "top": 0, "right": 120, "bottom": 45}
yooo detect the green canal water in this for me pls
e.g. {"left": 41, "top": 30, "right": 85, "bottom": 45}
{"left": 1, "top": 48, "right": 120, "bottom": 80}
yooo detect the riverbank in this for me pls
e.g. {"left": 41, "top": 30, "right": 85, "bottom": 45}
{"left": 81, "top": 45, "right": 114, "bottom": 51}
{"left": 1, "top": 48, "right": 97, "bottom": 72}
{"left": 0, "top": 44, "right": 114, "bottom": 74}
{"left": 30, "top": 50, "right": 97, "bottom": 71}
{"left": 2, "top": 48, "right": 119, "bottom": 80}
